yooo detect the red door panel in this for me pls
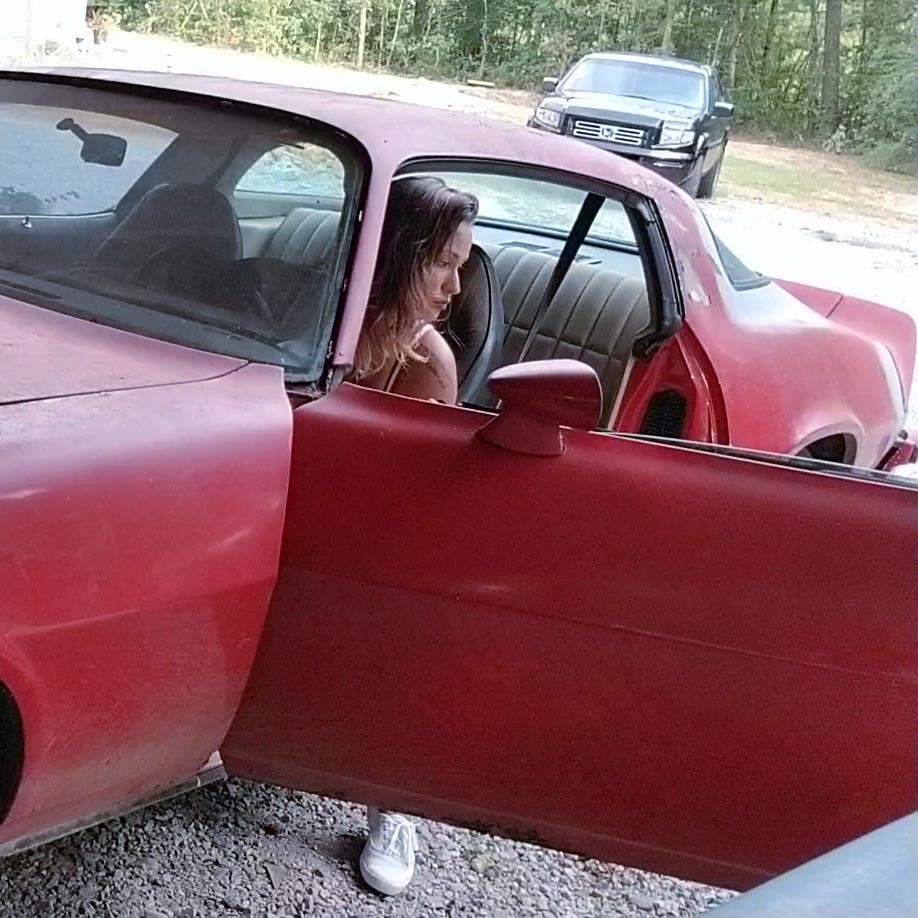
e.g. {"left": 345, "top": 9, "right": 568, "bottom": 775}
{"left": 223, "top": 383, "right": 917, "bottom": 890}
{"left": 0, "top": 363, "right": 291, "bottom": 850}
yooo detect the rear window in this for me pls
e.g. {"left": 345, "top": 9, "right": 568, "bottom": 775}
{"left": 0, "top": 78, "right": 361, "bottom": 381}
{"left": 0, "top": 105, "right": 175, "bottom": 215}
{"left": 710, "top": 229, "right": 769, "bottom": 290}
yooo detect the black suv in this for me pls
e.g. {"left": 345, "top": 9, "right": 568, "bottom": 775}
{"left": 529, "top": 52, "right": 734, "bottom": 198}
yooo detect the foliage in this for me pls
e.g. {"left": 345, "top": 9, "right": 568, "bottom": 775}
{"left": 95, "top": 0, "right": 918, "bottom": 174}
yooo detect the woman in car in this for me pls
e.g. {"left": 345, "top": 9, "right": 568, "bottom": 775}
{"left": 351, "top": 174, "right": 477, "bottom": 896}
{"left": 352, "top": 174, "right": 477, "bottom": 405}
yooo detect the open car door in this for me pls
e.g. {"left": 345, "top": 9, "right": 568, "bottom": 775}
{"left": 222, "top": 368, "right": 917, "bottom": 891}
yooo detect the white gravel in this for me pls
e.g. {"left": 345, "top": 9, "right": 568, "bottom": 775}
{"left": 0, "top": 780, "right": 736, "bottom": 917}
{"left": 2, "top": 31, "right": 915, "bottom": 918}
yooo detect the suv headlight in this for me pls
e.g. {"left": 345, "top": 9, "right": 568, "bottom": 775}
{"left": 534, "top": 103, "right": 563, "bottom": 131}
{"left": 657, "top": 121, "right": 696, "bottom": 147}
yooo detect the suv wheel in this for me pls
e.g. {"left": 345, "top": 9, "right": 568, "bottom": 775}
{"left": 682, "top": 156, "right": 704, "bottom": 197}
{"left": 698, "top": 149, "right": 725, "bottom": 199}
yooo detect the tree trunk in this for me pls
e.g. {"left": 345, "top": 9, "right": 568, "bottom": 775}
{"left": 413, "top": 0, "right": 428, "bottom": 40}
{"left": 378, "top": 0, "right": 388, "bottom": 69}
{"left": 760, "top": 0, "right": 780, "bottom": 76}
{"left": 724, "top": 3, "right": 744, "bottom": 90}
{"left": 357, "top": 5, "right": 367, "bottom": 68}
{"left": 479, "top": 0, "right": 489, "bottom": 77}
{"left": 807, "top": 0, "right": 822, "bottom": 135}
{"left": 661, "top": 0, "right": 677, "bottom": 53}
{"left": 387, "top": 0, "right": 405, "bottom": 67}
{"left": 820, "top": 0, "right": 843, "bottom": 138}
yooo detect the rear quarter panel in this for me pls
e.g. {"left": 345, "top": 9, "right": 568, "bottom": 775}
{"left": 652, "top": 193, "right": 907, "bottom": 464}
{"left": 690, "top": 281, "right": 905, "bottom": 464}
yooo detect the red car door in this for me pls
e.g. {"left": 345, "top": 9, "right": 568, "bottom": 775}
{"left": 223, "top": 381, "right": 917, "bottom": 891}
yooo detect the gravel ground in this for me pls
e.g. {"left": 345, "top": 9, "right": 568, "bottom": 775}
{"left": 0, "top": 780, "right": 736, "bottom": 918}
{"left": 2, "top": 31, "right": 915, "bottom": 918}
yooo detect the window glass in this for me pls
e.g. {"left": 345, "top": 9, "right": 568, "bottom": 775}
{"left": 699, "top": 212, "right": 769, "bottom": 289}
{"left": 562, "top": 59, "right": 706, "bottom": 109}
{"left": 416, "top": 168, "right": 650, "bottom": 420}
{"left": 237, "top": 145, "right": 345, "bottom": 198}
{"left": 0, "top": 79, "right": 359, "bottom": 381}
{"left": 0, "top": 104, "right": 175, "bottom": 215}
{"left": 434, "top": 172, "right": 636, "bottom": 246}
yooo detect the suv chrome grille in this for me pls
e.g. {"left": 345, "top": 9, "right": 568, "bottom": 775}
{"left": 571, "top": 120, "right": 646, "bottom": 146}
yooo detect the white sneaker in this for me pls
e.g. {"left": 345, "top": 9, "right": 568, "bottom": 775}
{"left": 359, "top": 807, "right": 418, "bottom": 896}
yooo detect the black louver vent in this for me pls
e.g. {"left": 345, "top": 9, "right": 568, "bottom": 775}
{"left": 640, "top": 390, "right": 687, "bottom": 439}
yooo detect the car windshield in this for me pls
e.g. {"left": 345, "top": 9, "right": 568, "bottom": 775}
{"left": 0, "top": 78, "right": 359, "bottom": 381}
{"left": 562, "top": 59, "right": 706, "bottom": 109}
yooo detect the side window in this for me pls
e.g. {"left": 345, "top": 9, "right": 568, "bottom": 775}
{"left": 425, "top": 170, "right": 654, "bottom": 425}
{"left": 0, "top": 104, "right": 174, "bottom": 216}
{"left": 441, "top": 172, "right": 636, "bottom": 247}
{"left": 236, "top": 145, "right": 345, "bottom": 200}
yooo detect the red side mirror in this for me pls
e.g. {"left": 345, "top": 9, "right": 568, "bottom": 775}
{"left": 477, "top": 360, "right": 602, "bottom": 456}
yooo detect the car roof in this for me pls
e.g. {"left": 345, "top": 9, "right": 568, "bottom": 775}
{"left": 579, "top": 52, "right": 711, "bottom": 75}
{"left": 5, "top": 67, "right": 665, "bottom": 193}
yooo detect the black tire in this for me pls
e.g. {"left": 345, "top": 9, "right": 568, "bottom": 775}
{"left": 698, "top": 146, "right": 726, "bottom": 199}
{"left": 682, "top": 156, "right": 704, "bottom": 198}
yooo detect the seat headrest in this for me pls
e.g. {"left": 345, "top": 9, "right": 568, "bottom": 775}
{"left": 91, "top": 183, "right": 243, "bottom": 277}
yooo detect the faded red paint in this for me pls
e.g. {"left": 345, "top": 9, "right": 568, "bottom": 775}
{"left": 0, "top": 298, "right": 292, "bottom": 849}
{"left": 223, "top": 384, "right": 918, "bottom": 890}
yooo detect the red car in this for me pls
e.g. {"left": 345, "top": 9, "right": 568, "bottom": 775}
{"left": 0, "top": 69, "right": 915, "bottom": 895}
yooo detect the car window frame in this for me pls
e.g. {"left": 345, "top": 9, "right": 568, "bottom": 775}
{"left": 396, "top": 155, "right": 684, "bottom": 360}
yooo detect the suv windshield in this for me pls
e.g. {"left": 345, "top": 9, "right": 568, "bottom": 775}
{"left": 563, "top": 59, "right": 706, "bottom": 109}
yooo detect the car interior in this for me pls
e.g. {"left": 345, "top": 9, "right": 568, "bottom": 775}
{"left": 0, "top": 82, "right": 653, "bottom": 428}
{"left": 232, "top": 202, "right": 651, "bottom": 423}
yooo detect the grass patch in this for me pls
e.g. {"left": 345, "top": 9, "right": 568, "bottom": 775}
{"left": 722, "top": 156, "right": 832, "bottom": 200}
{"left": 720, "top": 145, "right": 918, "bottom": 223}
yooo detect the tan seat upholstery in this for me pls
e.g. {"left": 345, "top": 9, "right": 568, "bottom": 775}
{"left": 264, "top": 208, "right": 339, "bottom": 266}
{"left": 484, "top": 245, "right": 650, "bottom": 423}
{"left": 256, "top": 209, "right": 650, "bottom": 423}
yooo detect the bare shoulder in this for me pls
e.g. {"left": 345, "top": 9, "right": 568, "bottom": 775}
{"left": 390, "top": 325, "right": 458, "bottom": 404}
{"left": 416, "top": 324, "right": 456, "bottom": 366}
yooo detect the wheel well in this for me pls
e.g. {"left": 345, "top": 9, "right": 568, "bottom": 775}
{"left": 0, "top": 681, "right": 24, "bottom": 825}
{"left": 800, "top": 433, "right": 856, "bottom": 464}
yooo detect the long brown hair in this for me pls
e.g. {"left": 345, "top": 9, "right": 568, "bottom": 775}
{"left": 354, "top": 175, "right": 478, "bottom": 378}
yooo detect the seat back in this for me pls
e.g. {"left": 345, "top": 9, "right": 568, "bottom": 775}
{"left": 262, "top": 208, "right": 339, "bottom": 266}
{"left": 443, "top": 244, "right": 505, "bottom": 404}
{"left": 92, "top": 183, "right": 243, "bottom": 279}
{"left": 253, "top": 209, "right": 651, "bottom": 420}
{"left": 486, "top": 245, "right": 650, "bottom": 422}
